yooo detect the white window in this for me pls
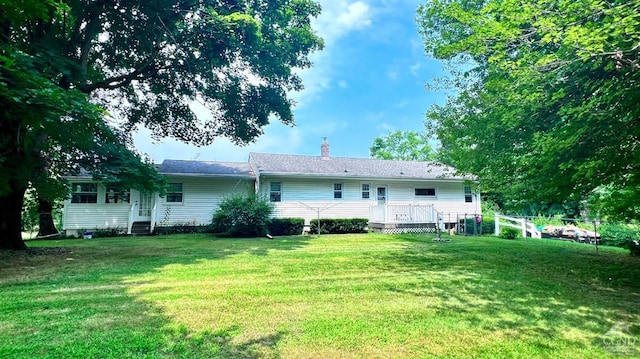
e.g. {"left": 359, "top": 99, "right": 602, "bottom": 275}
{"left": 334, "top": 183, "right": 343, "bottom": 199}
{"left": 361, "top": 183, "right": 370, "bottom": 199}
{"left": 464, "top": 186, "right": 473, "bottom": 203}
{"left": 105, "top": 186, "right": 130, "bottom": 203}
{"left": 71, "top": 183, "right": 98, "bottom": 203}
{"left": 415, "top": 188, "right": 436, "bottom": 197}
{"left": 166, "top": 183, "right": 183, "bottom": 203}
{"left": 270, "top": 182, "right": 282, "bottom": 202}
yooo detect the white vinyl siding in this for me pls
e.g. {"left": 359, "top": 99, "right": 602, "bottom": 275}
{"left": 155, "top": 177, "right": 253, "bottom": 225}
{"left": 64, "top": 182, "right": 130, "bottom": 232}
{"left": 258, "top": 177, "right": 479, "bottom": 225}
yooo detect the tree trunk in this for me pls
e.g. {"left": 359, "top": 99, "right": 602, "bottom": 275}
{"left": 37, "top": 198, "right": 58, "bottom": 237}
{"left": 0, "top": 187, "right": 28, "bottom": 250}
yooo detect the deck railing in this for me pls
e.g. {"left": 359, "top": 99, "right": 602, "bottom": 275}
{"left": 370, "top": 204, "right": 438, "bottom": 223}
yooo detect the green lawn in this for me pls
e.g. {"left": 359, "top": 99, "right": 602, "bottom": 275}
{"left": 0, "top": 233, "right": 638, "bottom": 358}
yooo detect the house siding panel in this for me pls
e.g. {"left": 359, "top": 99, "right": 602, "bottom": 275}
{"left": 64, "top": 204, "right": 130, "bottom": 231}
{"left": 63, "top": 181, "right": 131, "bottom": 233}
{"left": 260, "top": 177, "right": 480, "bottom": 224}
{"left": 154, "top": 176, "right": 253, "bottom": 226}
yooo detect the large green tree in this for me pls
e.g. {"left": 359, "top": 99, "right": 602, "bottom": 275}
{"left": 370, "top": 130, "right": 436, "bottom": 161}
{"left": 417, "top": 0, "right": 640, "bottom": 218}
{"left": 0, "top": 0, "right": 322, "bottom": 249}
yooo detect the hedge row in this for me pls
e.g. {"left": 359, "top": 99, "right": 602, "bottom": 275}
{"left": 267, "top": 218, "right": 305, "bottom": 236}
{"left": 309, "top": 218, "right": 368, "bottom": 234}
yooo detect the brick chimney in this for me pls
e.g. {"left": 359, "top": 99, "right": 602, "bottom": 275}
{"left": 321, "top": 137, "right": 330, "bottom": 160}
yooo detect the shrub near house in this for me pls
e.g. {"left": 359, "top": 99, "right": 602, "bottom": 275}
{"left": 211, "top": 194, "right": 272, "bottom": 237}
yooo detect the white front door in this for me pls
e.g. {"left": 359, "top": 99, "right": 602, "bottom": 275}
{"left": 377, "top": 187, "right": 387, "bottom": 205}
{"left": 134, "top": 191, "right": 153, "bottom": 221}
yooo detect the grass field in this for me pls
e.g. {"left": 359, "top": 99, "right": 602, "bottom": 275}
{"left": 0, "top": 233, "right": 639, "bottom": 358}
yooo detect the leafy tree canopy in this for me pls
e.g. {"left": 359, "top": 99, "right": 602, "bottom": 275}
{"left": 370, "top": 130, "right": 436, "bottom": 161}
{"left": 417, "top": 0, "right": 640, "bottom": 219}
{"left": 0, "top": 0, "right": 323, "bottom": 249}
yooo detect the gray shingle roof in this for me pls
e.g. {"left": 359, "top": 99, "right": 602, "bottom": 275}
{"left": 248, "top": 153, "right": 468, "bottom": 180}
{"left": 157, "top": 159, "right": 254, "bottom": 177}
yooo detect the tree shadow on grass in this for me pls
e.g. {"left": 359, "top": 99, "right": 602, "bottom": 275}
{"left": 0, "top": 235, "right": 310, "bottom": 358}
{"left": 371, "top": 235, "right": 640, "bottom": 356}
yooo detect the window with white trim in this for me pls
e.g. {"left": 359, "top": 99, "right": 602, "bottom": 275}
{"left": 414, "top": 188, "right": 436, "bottom": 197}
{"left": 105, "top": 186, "right": 130, "bottom": 203}
{"left": 334, "top": 183, "right": 343, "bottom": 199}
{"left": 166, "top": 183, "right": 183, "bottom": 203}
{"left": 361, "top": 183, "right": 370, "bottom": 199}
{"left": 71, "top": 183, "right": 98, "bottom": 203}
{"left": 270, "top": 182, "right": 282, "bottom": 202}
{"left": 464, "top": 186, "right": 473, "bottom": 203}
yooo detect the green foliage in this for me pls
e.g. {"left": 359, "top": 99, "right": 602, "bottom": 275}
{"left": 2, "top": 234, "right": 639, "bottom": 358}
{"left": 481, "top": 217, "right": 495, "bottom": 235}
{"left": 630, "top": 240, "right": 640, "bottom": 256}
{"left": 267, "top": 218, "right": 304, "bottom": 236}
{"left": 309, "top": 218, "right": 369, "bottom": 234}
{"left": 21, "top": 188, "right": 39, "bottom": 233}
{"left": 418, "top": 0, "right": 640, "bottom": 220}
{"left": 211, "top": 194, "right": 273, "bottom": 237}
{"left": 153, "top": 224, "right": 212, "bottom": 236}
{"left": 93, "top": 227, "right": 127, "bottom": 238}
{"left": 599, "top": 224, "right": 640, "bottom": 249}
{"left": 587, "top": 185, "right": 640, "bottom": 222}
{"left": 1, "top": 0, "right": 323, "bottom": 248}
{"left": 370, "top": 130, "right": 435, "bottom": 161}
{"left": 499, "top": 227, "right": 519, "bottom": 240}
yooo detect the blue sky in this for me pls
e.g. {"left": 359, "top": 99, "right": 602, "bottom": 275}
{"left": 133, "top": 0, "right": 447, "bottom": 162}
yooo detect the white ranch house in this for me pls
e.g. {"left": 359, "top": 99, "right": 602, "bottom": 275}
{"left": 63, "top": 141, "right": 480, "bottom": 235}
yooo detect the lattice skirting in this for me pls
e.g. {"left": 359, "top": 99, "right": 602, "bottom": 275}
{"left": 369, "top": 222, "right": 439, "bottom": 234}
{"left": 376, "top": 226, "right": 438, "bottom": 234}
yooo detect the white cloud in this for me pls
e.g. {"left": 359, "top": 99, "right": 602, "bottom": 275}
{"left": 375, "top": 122, "right": 395, "bottom": 132}
{"left": 133, "top": 121, "right": 304, "bottom": 163}
{"left": 312, "top": 0, "right": 373, "bottom": 45}
{"left": 291, "top": 0, "right": 374, "bottom": 107}
{"left": 410, "top": 62, "right": 421, "bottom": 77}
{"left": 338, "top": 80, "right": 348, "bottom": 88}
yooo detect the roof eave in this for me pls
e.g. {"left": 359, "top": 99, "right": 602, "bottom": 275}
{"left": 161, "top": 172, "right": 255, "bottom": 179}
{"left": 256, "top": 172, "right": 470, "bottom": 181}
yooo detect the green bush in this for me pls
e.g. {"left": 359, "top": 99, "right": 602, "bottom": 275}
{"left": 93, "top": 227, "right": 127, "bottom": 238}
{"left": 599, "top": 224, "right": 639, "bottom": 248}
{"left": 153, "top": 223, "right": 212, "bottom": 235}
{"left": 481, "top": 217, "right": 495, "bottom": 235}
{"left": 461, "top": 216, "right": 491, "bottom": 235}
{"left": 267, "top": 218, "right": 304, "bottom": 236}
{"left": 499, "top": 227, "right": 519, "bottom": 240}
{"left": 309, "top": 218, "right": 368, "bottom": 234}
{"left": 211, "top": 194, "right": 273, "bottom": 237}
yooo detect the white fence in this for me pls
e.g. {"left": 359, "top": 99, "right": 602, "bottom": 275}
{"left": 370, "top": 204, "right": 439, "bottom": 224}
{"left": 494, "top": 214, "right": 541, "bottom": 238}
